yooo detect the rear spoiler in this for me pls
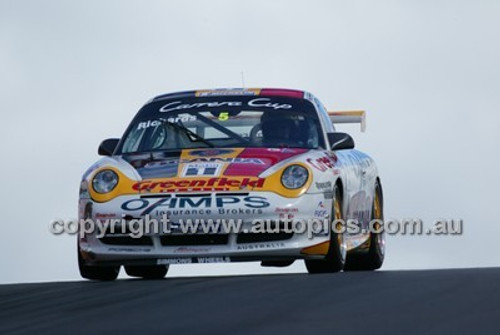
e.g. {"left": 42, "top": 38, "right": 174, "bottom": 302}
{"left": 327, "top": 110, "right": 366, "bottom": 132}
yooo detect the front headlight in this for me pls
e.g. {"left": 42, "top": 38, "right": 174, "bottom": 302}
{"left": 281, "top": 165, "right": 309, "bottom": 189}
{"left": 92, "top": 170, "right": 119, "bottom": 194}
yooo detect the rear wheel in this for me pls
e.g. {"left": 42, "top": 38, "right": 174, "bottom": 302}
{"left": 305, "top": 185, "right": 346, "bottom": 274}
{"left": 344, "top": 181, "right": 385, "bottom": 271}
{"left": 78, "top": 243, "right": 120, "bottom": 281}
{"left": 125, "top": 265, "right": 168, "bottom": 279}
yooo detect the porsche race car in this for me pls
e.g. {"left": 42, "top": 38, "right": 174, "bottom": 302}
{"left": 78, "top": 88, "right": 385, "bottom": 280}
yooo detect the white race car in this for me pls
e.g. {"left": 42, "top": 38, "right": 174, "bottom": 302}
{"left": 78, "top": 88, "right": 384, "bottom": 280}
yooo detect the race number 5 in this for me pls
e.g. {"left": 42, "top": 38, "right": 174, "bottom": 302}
{"left": 218, "top": 112, "right": 229, "bottom": 121}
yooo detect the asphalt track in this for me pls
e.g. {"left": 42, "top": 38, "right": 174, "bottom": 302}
{"left": 1, "top": 268, "right": 499, "bottom": 334}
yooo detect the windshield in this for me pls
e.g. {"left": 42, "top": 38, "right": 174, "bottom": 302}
{"left": 118, "top": 96, "right": 325, "bottom": 154}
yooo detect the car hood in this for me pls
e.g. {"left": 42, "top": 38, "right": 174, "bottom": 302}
{"left": 121, "top": 147, "right": 308, "bottom": 180}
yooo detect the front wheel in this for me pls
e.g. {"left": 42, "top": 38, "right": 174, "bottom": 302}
{"left": 78, "top": 243, "right": 120, "bottom": 281}
{"left": 305, "top": 185, "right": 346, "bottom": 274}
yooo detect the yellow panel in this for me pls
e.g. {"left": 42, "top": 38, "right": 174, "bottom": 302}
{"left": 301, "top": 241, "right": 330, "bottom": 255}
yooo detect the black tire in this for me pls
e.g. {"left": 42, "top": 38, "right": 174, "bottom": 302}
{"left": 344, "top": 180, "right": 385, "bottom": 271}
{"left": 78, "top": 243, "right": 120, "bottom": 281}
{"left": 125, "top": 265, "right": 168, "bottom": 279}
{"left": 305, "top": 185, "right": 346, "bottom": 274}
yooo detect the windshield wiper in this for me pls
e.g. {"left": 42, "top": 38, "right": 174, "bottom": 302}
{"left": 194, "top": 113, "right": 250, "bottom": 146}
{"left": 159, "top": 118, "right": 215, "bottom": 148}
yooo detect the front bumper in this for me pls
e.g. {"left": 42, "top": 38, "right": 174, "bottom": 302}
{"left": 79, "top": 192, "right": 332, "bottom": 266}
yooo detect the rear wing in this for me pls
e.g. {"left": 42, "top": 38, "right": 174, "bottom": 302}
{"left": 327, "top": 110, "right": 366, "bottom": 132}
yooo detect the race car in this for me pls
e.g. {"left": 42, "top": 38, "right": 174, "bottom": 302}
{"left": 78, "top": 88, "right": 385, "bottom": 280}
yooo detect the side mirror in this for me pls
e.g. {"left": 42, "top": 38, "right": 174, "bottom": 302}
{"left": 98, "top": 138, "right": 120, "bottom": 156}
{"left": 327, "top": 132, "right": 355, "bottom": 150}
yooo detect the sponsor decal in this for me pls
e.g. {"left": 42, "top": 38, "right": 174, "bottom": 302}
{"left": 247, "top": 98, "right": 292, "bottom": 110}
{"left": 307, "top": 155, "right": 335, "bottom": 172}
{"left": 216, "top": 207, "right": 265, "bottom": 215}
{"left": 159, "top": 98, "right": 293, "bottom": 113}
{"left": 121, "top": 194, "right": 270, "bottom": 216}
{"left": 275, "top": 206, "right": 298, "bottom": 219}
{"left": 314, "top": 201, "right": 329, "bottom": 218}
{"left": 237, "top": 242, "right": 285, "bottom": 250}
{"left": 182, "top": 162, "right": 222, "bottom": 177}
{"left": 315, "top": 181, "right": 332, "bottom": 190}
{"left": 160, "top": 101, "right": 242, "bottom": 113}
{"left": 174, "top": 247, "right": 210, "bottom": 253}
{"left": 132, "top": 177, "right": 265, "bottom": 192}
{"left": 196, "top": 89, "right": 259, "bottom": 96}
{"left": 146, "top": 157, "right": 265, "bottom": 167}
{"left": 189, "top": 149, "right": 234, "bottom": 157}
{"left": 156, "top": 206, "right": 265, "bottom": 218}
{"left": 137, "top": 120, "right": 161, "bottom": 130}
{"left": 157, "top": 257, "right": 231, "bottom": 265}
{"left": 161, "top": 209, "right": 213, "bottom": 216}
{"left": 157, "top": 258, "right": 192, "bottom": 265}
{"left": 197, "top": 257, "right": 230, "bottom": 263}
{"left": 137, "top": 116, "right": 196, "bottom": 130}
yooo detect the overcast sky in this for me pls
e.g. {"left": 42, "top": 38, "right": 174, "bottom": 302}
{"left": 1, "top": 0, "right": 499, "bottom": 284}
